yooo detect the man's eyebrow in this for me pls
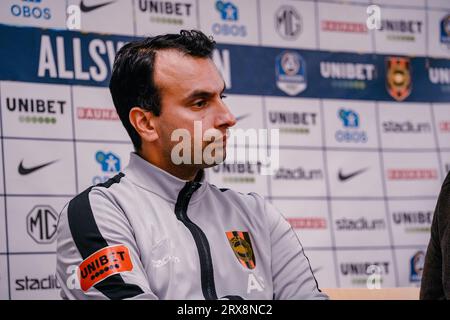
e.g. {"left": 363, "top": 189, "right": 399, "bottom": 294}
{"left": 183, "top": 82, "right": 227, "bottom": 102}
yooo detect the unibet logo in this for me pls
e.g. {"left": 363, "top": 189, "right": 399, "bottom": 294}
{"left": 26, "top": 205, "right": 58, "bottom": 244}
{"left": 268, "top": 111, "right": 316, "bottom": 134}
{"left": 392, "top": 211, "right": 432, "bottom": 234}
{"left": 6, "top": 97, "right": 65, "bottom": 125}
{"left": 138, "top": 0, "right": 193, "bottom": 25}
{"left": 212, "top": 162, "right": 262, "bottom": 184}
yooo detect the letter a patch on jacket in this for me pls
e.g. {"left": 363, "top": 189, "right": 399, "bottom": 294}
{"left": 226, "top": 231, "right": 256, "bottom": 269}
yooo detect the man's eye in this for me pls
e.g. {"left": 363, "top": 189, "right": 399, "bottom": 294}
{"left": 194, "top": 100, "right": 207, "bottom": 108}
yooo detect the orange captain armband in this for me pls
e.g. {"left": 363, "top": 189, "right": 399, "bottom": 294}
{"left": 78, "top": 245, "right": 133, "bottom": 291}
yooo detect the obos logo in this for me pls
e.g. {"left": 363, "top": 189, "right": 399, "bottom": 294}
{"left": 386, "top": 57, "right": 412, "bottom": 101}
{"left": 275, "top": 5, "right": 301, "bottom": 40}
{"left": 410, "top": 251, "right": 425, "bottom": 283}
{"left": 93, "top": 151, "right": 121, "bottom": 185}
{"left": 9, "top": 0, "right": 51, "bottom": 21}
{"left": 213, "top": 0, "right": 246, "bottom": 37}
{"left": 335, "top": 109, "right": 368, "bottom": 143}
{"left": 27, "top": 205, "right": 58, "bottom": 244}
{"left": 440, "top": 14, "right": 450, "bottom": 48}
{"left": 275, "top": 51, "right": 307, "bottom": 96}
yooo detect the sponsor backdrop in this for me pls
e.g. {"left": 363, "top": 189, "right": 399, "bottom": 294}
{"left": 0, "top": 0, "right": 449, "bottom": 299}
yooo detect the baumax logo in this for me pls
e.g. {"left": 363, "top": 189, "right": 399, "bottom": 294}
{"left": 439, "top": 121, "right": 450, "bottom": 133}
{"left": 9, "top": 0, "right": 51, "bottom": 21}
{"left": 287, "top": 217, "right": 327, "bottom": 229}
{"left": 6, "top": 97, "right": 66, "bottom": 125}
{"left": 321, "top": 20, "right": 368, "bottom": 33}
{"left": 15, "top": 274, "right": 60, "bottom": 291}
{"left": 320, "top": 61, "right": 376, "bottom": 90}
{"left": 382, "top": 121, "right": 431, "bottom": 133}
{"left": 392, "top": 210, "right": 432, "bottom": 234}
{"left": 212, "top": 161, "right": 262, "bottom": 183}
{"left": 274, "top": 167, "right": 323, "bottom": 180}
{"left": 335, "top": 217, "right": 386, "bottom": 231}
{"left": 378, "top": 19, "right": 423, "bottom": 42}
{"left": 138, "top": 0, "right": 193, "bottom": 25}
{"left": 268, "top": 111, "right": 317, "bottom": 134}
{"left": 77, "top": 107, "right": 119, "bottom": 121}
{"left": 387, "top": 169, "right": 438, "bottom": 180}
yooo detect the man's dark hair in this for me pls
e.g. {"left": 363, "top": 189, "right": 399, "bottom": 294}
{"left": 109, "top": 30, "right": 216, "bottom": 151}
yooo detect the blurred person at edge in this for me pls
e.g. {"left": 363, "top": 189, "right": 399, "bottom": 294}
{"left": 420, "top": 171, "right": 450, "bottom": 299}
{"left": 56, "top": 30, "right": 327, "bottom": 300}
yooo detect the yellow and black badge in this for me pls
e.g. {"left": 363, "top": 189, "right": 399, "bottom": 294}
{"left": 226, "top": 231, "right": 256, "bottom": 269}
{"left": 386, "top": 57, "right": 412, "bottom": 101}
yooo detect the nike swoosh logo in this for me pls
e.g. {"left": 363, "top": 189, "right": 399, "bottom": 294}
{"left": 338, "top": 167, "right": 368, "bottom": 182}
{"left": 235, "top": 114, "right": 250, "bottom": 122}
{"left": 18, "top": 159, "right": 59, "bottom": 175}
{"left": 79, "top": 0, "right": 116, "bottom": 13}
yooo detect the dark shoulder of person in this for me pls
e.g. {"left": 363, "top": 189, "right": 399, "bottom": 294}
{"left": 420, "top": 171, "right": 450, "bottom": 300}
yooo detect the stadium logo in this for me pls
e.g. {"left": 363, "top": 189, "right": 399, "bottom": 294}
{"left": 392, "top": 210, "right": 432, "bottom": 234}
{"left": 9, "top": 0, "right": 51, "bottom": 21}
{"left": 386, "top": 57, "right": 412, "bottom": 101}
{"left": 382, "top": 121, "right": 431, "bottom": 133}
{"left": 387, "top": 169, "right": 438, "bottom": 180}
{"left": 211, "top": 161, "right": 262, "bottom": 184}
{"left": 275, "top": 51, "right": 307, "bottom": 96}
{"left": 287, "top": 217, "right": 327, "bottom": 230}
{"left": 321, "top": 20, "right": 367, "bottom": 33}
{"left": 226, "top": 231, "right": 256, "bottom": 269}
{"left": 6, "top": 97, "right": 66, "bottom": 125}
{"left": 379, "top": 19, "right": 423, "bottom": 42}
{"left": 15, "top": 274, "right": 60, "bottom": 291}
{"left": 213, "top": 0, "right": 246, "bottom": 37}
{"left": 93, "top": 151, "right": 121, "bottom": 185}
{"left": 440, "top": 14, "right": 450, "bottom": 47}
{"left": 27, "top": 205, "right": 58, "bottom": 244}
{"left": 268, "top": 111, "right": 317, "bottom": 134}
{"left": 335, "top": 109, "right": 368, "bottom": 143}
{"left": 335, "top": 217, "right": 386, "bottom": 231}
{"left": 410, "top": 251, "right": 425, "bottom": 283}
{"left": 275, "top": 5, "right": 301, "bottom": 40}
{"left": 138, "top": 0, "right": 193, "bottom": 25}
{"left": 320, "top": 61, "right": 376, "bottom": 90}
{"left": 274, "top": 167, "right": 323, "bottom": 180}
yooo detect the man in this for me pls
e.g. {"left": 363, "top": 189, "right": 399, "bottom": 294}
{"left": 420, "top": 171, "right": 450, "bottom": 299}
{"left": 56, "top": 30, "right": 327, "bottom": 300}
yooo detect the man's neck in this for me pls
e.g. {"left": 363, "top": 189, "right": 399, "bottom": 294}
{"left": 137, "top": 150, "right": 199, "bottom": 181}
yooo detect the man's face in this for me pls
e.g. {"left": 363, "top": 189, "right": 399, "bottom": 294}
{"left": 151, "top": 49, "right": 236, "bottom": 169}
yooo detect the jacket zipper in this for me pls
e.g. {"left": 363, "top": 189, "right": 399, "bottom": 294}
{"left": 174, "top": 181, "right": 218, "bottom": 300}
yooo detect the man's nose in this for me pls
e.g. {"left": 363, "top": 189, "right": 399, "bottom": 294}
{"left": 215, "top": 100, "right": 237, "bottom": 129}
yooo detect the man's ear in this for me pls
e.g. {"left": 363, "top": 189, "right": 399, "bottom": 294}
{"left": 129, "top": 107, "right": 159, "bottom": 143}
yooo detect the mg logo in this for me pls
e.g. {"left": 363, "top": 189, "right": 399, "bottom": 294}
{"left": 27, "top": 205, "right": 58, "bottom": 244}
{"left": 275, "top": 6, "right": 301, "bottom": 40}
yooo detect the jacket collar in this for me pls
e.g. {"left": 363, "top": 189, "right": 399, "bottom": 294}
{"left": 123, "top": 152, "right": 207, "bottom": 204}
